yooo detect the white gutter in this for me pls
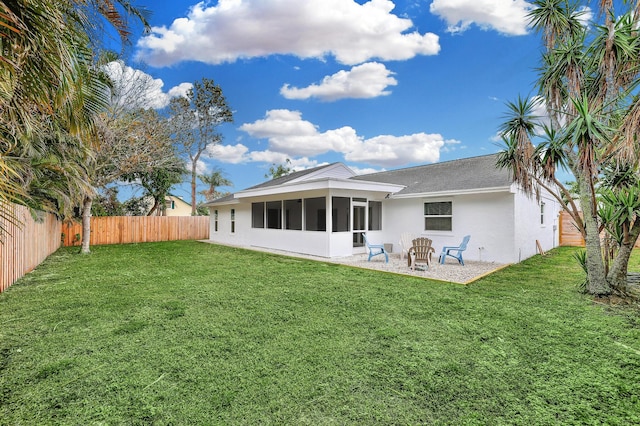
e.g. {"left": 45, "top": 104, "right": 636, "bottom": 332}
{"left": 389, "top": 185, "right": 515, "bottom": 199}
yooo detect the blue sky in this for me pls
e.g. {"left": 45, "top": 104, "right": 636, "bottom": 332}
{"left": 111, "top": 0, "right": 577, "bottom": 202}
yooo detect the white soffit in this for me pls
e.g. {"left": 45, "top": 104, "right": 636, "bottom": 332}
{"left": 236, "top": 178, "right": 405, "bottom": 199}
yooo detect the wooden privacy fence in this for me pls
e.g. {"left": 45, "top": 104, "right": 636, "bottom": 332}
{"left": 62, "top": 216, "right": 210, "bottom": 247}
{"left": 1, "top": 203, "right": 62, "bottom": 293}
{"left": 559, "top": 211, "right": 640, "bottom": 247}
{"left": 1, "top": 212, "right": 209, "bottom": 293}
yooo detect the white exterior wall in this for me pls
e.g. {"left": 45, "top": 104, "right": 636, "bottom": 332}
{"left": 381, "top": 192, "right": 517, "bottom": 264}
{"left": 513, "top": 190, "right": 561, "bottom": 261}
{"left": 209, "top": 204, "right": 250, "bottom": 247}
{"left": 207, "top": 186, "right": 560, "bottom": 264}
{"left": 208, "top": 189, "right": 391, "bottom": 258}
{"left": 209, "top": 202, "right": 333, "bottom": 257}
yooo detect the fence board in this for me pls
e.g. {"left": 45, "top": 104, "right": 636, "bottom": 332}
{"left": 559, "top": 211, "right": 640, "bottom": 247}
{"left": 62, "top": 216, "right": 209, "bottom": 248}
{"left": 2, "top": 211, "right": 209, "bottom": 294}
{"left": 1, "top": 203, "right": 62, "bottom": 293}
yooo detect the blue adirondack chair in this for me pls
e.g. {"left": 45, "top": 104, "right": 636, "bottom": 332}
{"left": 362, "top": 234, "right": 389, "bottom": 263}
{"left": 439, "top": 235, "right": 471, "bottom": 265}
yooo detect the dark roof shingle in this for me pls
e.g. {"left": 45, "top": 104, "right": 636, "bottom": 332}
{"left": 353, "top": 154, "right": 512, "bottom": 195}
{"left": 245, "top": 162, "right": 338, "bottom": 190}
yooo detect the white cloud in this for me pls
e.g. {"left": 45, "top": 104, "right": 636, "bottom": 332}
{"left": 246, "top": 152, "right": 321, "bottom": 171}
{"left": 238, "top": 109, "right": 455, "bottom": 167}
{"left": 430, "top": 0, "right": 531, "bottom": 35}
{"left": 575, "top": 6, "right": 593, "bottom": 28}
{"left": 344, "top": 133, "right": 445, "bottom": 166}
{"left": 187, "top": 158, "right": 209, "bottom": 176}
{"left": 245, "top": 150, "right": 290, "bottom": 164}
{"left": 239, "top": 109, "right": 361, "bottom": 157}
{"left": 280, "top": 62, "right": 397, "bottom": 101}
{"left": 103, "top": 61, "right": 192, "bottom": 109}
{"left": 136, "top": 0, "right": 440, "bottom": 66}
{"left": 206, "top": 143, "right": 250, "bottom": 164}
{"left": 350, "top": 166, "right": 385, "bottom": 175}
{"left": 167, "top": 83, "right": 193, "bottom": 99}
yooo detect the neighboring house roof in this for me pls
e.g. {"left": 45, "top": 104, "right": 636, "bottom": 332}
{"left": 167, "top": 194, "right": 191, "bottom": 206}
{"left": 353, "top": 153, "right": 513, "bottom": 198}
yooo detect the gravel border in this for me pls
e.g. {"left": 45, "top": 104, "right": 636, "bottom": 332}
{"left": 326, "top": 253, "right": 508, "bottom": 284}
{"left": 202, "top": 241, "right": 508, "bottom": 284}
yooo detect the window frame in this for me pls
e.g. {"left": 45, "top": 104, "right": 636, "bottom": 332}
{"left": 423, "top": 201, "right": 452, "bottom": 232}
{"left": 304, "top": 197, "right": 326, "bottom": 231}
{"left": 284, "top": 199, "right": 303, "bottom": 230}
{"left": 266, "top": 201, "right": 282, "bottom": 229}
{"left": 331, "top": 196, "right": 350, "bottom": 233}
{"left": 368, "top": 201, "right": 382, "bottom": 231}
{"left": 251, "top": 202, "right": 265, "bottom": 229}
{"left": 230, "top": 209, "right": 235, "bottom": 233}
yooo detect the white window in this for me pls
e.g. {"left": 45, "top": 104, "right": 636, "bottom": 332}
{"left": 540, "top": 202, "right": 545, "bottom": 225}
{"left": 266, "top": 201, "right": 282, "bottom": 229}
{"left": 424, "top": 202, "right": 452, "bottom": 231}
{"left": 304, "top": 197, "right": 326, "bottom": 231}
{"left": 368, "top": 201, "right": 382, "bottom": 231}
{"left": 332, "top": 197, "right": 350, "bottom": 232}
{"left": 214, "top": 210, "right": 218, "bottom": 232}
{"left": 231, "top": 209, "right": 235, "bottom": 233}
{"left": 284, "top": 199, "right": 302, "bottom": 230}
{"left": 252, "top": 202, "right": 264, "bottom": 228}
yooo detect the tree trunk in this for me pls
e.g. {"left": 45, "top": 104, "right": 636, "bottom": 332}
{"left": 607, "top": 221, "right": 640, "bottom": 295}
{"left": 191, "top": 163, "right": 197, "bottom": 216}
{"left": 576, "top": 174, "right": 610, "bottom": 295}
{"left": 81, "top": 195, "right": 92, "bottom": 254}
{"left": 147, "top": 199, "right": 160, "bottom": 216}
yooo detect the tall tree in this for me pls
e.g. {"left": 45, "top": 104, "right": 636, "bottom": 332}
{"left": 125, "top": 161, "right": 186, "bottom": 216}
{"left": 168, "top": 78, "right": 233, "bottom": 215}
{"left": 91, "top": 187, "right": 124, "bottom": 217}
{"left": 198, "top": 168, "right": 233, "bottom": 201}
{"left": 77, "top": 47, "right": 185, "bottom": 252}
{"left": 498, "top": 0, "right": 640, "bottom": 297}
{"left": 0, "top": 1, "right": 149, "bottom": 235}
{"left": 265, "top": 159, "right": 293, "bottom": 179}
{"left": 79, "top": 107, "right": 183, "bottom": 253}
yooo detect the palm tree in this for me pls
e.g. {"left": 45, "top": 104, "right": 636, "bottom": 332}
{"left": 0, "top": 0, "right": 149, "bottom": 241}
{"left": 499, "top": 0, "right": 640, "bottom": 296}
{"left": 199, "top": 169, "right": 233, "bottom": 202}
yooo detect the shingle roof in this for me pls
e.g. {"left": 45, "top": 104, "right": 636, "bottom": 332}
{"left": 205, "top": 154, "right": 512, "bottom": 205}
{"left": 203, "top": 163, "right": 340, "bottom": 205}
{"left": 245, "top": 163, "right": 339, "bottom": 190}
{"left": 353, "top": 154, "right": 512, "bottom": 196}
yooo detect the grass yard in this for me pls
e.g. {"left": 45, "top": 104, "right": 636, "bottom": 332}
{"left": 1, "top": 241, "right": 639, "bottom": 425}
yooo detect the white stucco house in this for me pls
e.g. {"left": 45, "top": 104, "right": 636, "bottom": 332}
{"left": 203, "top": 154, "right": 562, "bottom": 264}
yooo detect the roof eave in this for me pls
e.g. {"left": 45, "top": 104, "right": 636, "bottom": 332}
{"left": 390, "top": 185, "right": 515, "bottom": 199}
{"left": 201, "top": 198, "right": 240, "bottom": 207}
{"left": 236, "top": 178, "right": 405, "bottom": 199}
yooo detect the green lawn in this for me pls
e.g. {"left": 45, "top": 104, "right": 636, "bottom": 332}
{"left": 1, "top": 241, "right": 639, "bottom": 425}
